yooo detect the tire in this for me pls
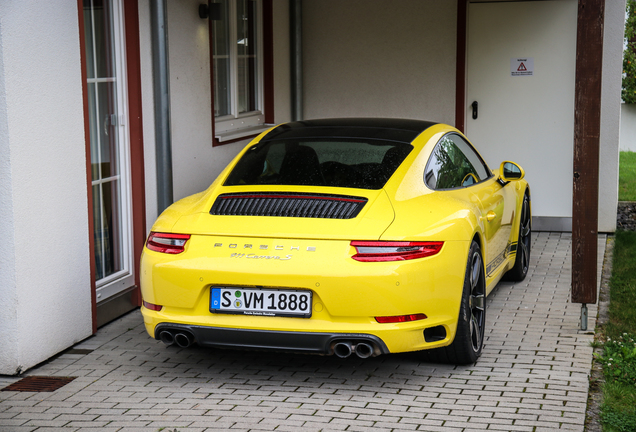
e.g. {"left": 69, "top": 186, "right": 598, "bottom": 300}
{"left": 420, "top": 240, "right": 486, "bottom": 365}
{"left": 503, "top": 192, "right": 531, "bottom": 282}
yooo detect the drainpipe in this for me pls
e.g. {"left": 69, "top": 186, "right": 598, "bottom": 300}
{"left": 290, "top": 0, "right": 303, "bottom": 121}
{"left": 150, "top": 0, "right": 173, "bottom": 213}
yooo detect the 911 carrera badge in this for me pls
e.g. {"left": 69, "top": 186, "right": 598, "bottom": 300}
{"left": 230, "top": 253, "right": 293, "bottom": 261}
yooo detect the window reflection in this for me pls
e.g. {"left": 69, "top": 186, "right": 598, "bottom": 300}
{"left": 424, "top": 134, "right": 490, "bottom": 190}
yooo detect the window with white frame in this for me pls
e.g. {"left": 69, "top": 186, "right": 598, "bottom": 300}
{"left": 212, "top": 0, "right": 267, "bottom": 141}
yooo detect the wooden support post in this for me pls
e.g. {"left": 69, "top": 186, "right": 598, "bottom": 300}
{"left": 572, "top": 0, "right": 605, "bottom": 306}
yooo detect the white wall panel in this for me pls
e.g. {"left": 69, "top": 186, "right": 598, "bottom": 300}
{"left": 598, "top": 0, "right": 625, "bottom": 232}
{"left": 138, "top": 0, "right": 159, "bottom": 233}
{"left": 302, "top": 0, "right": 457, "bottom": 124}
{"left": 465, "top": 1, "right": 577, "bottom": 223}
{"left": 0, "top": 1, "right": 92, "bottom": 374}
{"left": 620, "top": 104, "right": 636, "bottom": 152}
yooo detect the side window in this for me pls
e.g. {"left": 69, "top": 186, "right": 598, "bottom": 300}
{"left": 424, "top": 134, "right": 491, "bottom": 190}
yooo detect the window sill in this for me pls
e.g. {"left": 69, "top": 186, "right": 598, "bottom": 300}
{"left": 215, "top": 124, "right": 274, "bottom": 143}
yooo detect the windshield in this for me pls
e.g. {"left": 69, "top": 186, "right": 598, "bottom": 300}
{"left": 224, "top": 139, "right": 413, "bottom": 189}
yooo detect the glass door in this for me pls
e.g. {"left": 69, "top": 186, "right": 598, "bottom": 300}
{"left": 83, "top": 0, "right": 134, "bottom": 302}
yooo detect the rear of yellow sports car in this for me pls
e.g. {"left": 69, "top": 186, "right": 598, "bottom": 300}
{"left": 140, "top": 199, "right": 470, "bottom": 356}
{"left": 140, "top": 119, "right": 496, "bottom": 359}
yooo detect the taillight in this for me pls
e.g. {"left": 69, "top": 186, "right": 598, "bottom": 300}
{"left": 351, "top": 241, "right": 443, "bottom": 262}
{"left": 375, "top": 314, "right": 427, "bottom": 324}
{"left": 143, "top": 300, "right": 163, "bottom": 311}
{"left": 146, "top": 232, "right": 191, "bottom": 254}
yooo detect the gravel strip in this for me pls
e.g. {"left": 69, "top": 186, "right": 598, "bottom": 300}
{"left": 617, "top": 202, "right": 636, "bottom": 231}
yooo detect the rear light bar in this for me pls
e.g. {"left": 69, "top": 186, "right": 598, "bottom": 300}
{"left": 146, "top": 232, "right": 191, "bottom": 254}
{"left": 143, "top": 300, "right": 163, "bottom": 312}
{"left": 351, "top": 241, "right": 443, "bottom": 262}
{"left": 375, "top": 313, "right": 427, "bottom": 324}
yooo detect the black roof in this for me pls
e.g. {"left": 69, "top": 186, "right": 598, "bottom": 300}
{"left": 260, "top": 118, "right": 438, "bottom": 144}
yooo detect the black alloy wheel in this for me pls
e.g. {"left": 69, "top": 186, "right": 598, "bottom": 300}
{"left": 504, "top": 192, "right": 531, "bottom": 281}
{"left": 468, "top": 248, "right": 486, "bottom": 354}
{"left": 421, "top": 240, "right": 486, "bottom": 365}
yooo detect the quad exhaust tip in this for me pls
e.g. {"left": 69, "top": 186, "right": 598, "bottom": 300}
{"left": 159, "top": 330, "right": 194, "bottom": 348}
{"left": 333, "top": 341, "right": 377, "bottom": 358}
{"left": 159, "top": 330, "right": 175, "bottom": 346}
{"left": 334, "top": 342, "right": 353, "bottom": 358}
{"left": 174, "top": 332, "right": 193, "bottom": 348}
{"left": 355, "top": 342, "right": 374, "bottom": 359}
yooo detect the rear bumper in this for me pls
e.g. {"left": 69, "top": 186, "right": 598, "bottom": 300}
{"left": 140, "top": 236, "right": 470, "bottom": 354}
{"left": 154, "top": 323, "right": 390, "bottom": 356}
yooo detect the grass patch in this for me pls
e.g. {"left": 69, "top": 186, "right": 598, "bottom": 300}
{"left": 598, "top": 231, "right": 636, "bottom": 431}
{"left": 605, "top": 231, "right": 636, "bottom": 337}
{"left": 619, "top": 151, "right": 636, "bottom": 201}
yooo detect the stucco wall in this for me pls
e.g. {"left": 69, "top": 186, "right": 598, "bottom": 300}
{"left": 466, "top": 0, "right": 577, "bottom": 229}
{"left": 0, "top": 0, "right": 18, "bottom": 375}
{"left": 620, "top": 104, "right": 636, "bottom": 152}
{"left": 597, "top": 0, "right": 625, "bottom": 232}
{"left": 140, "top": 0, "right": 291, "bottom": 230}
{"left": 302, "top": 0, "right": 457, "bottom": 123}
{"left": 138, "top": 0, "right": 158, "bottom": 232}
{"left": 0, "top": 1, "right": 92, "bottom": 374}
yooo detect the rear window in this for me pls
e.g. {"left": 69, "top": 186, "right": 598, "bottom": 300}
{"left": 224, "top": 139, "right": 413, "bottom": 189}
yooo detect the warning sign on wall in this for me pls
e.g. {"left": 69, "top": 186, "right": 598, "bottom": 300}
{"left": 511, "top": 58, "right": 534, "bottom": 77}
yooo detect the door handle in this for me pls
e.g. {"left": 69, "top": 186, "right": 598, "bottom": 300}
{"left": 486, "top": 211, "right": 496, "bottom": 222}
{"left": 471, "top": 101, "right": 478, "bottom": 120}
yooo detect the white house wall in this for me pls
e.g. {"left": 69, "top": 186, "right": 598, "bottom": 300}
{"left": 0, "top": 1, "right": 92, "bottom": 375}
{"left": 272, "top": 0, "right": 292, "bottom": 124}
{"left": 464, "top": 1, "right": 579, "bottom": 231}
{"left": 302, "top": 0, "right": 457, "bottom": 124}
{"left": 598, "top": 0, "right": 625, "bottom": 232}
{"left": 140, "top": 0, "right": 291, "bottom": 230}
{"left": 138, "top": 0, "right": 158, "bottom": 233}
{"left": 620, "top": 104, "right": 636, "bottom": 152}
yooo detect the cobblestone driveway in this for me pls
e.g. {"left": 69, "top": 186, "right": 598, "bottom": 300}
{"left": 0, "top": 232, "right": 606, "bottom": 431}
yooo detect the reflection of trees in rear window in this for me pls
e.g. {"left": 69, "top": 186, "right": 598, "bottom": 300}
{"left": 224, "top": 139, "right": 413, "bottom": 189}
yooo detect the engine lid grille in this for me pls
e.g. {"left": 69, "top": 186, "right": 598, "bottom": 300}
{"left": 210, "top": 192, "right": 368, "bottom": 219}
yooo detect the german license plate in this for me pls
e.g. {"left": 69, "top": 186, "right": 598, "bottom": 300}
{"left": 210, "top": 287, "right": 312, "bottom": 318}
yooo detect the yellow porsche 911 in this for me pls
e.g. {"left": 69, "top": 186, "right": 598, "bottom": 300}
{"left": 140, "top": 118, "right": 531, "bottom": 365}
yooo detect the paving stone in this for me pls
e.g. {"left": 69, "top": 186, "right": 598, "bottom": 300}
{"left": 0, "top": 233, "right": 606, "bottom": 431}
{"left": 8, "top": 428, "right": 66, "bottom": 432}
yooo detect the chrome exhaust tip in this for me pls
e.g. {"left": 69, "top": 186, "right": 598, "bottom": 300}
{"left": 159, "top": 331, "right": 175, "bottom": 346}
{"left": 354, "top": 342, "right": 374, "bottom": 359}
{"left": 334, "top": 342, "right": 353, "bottom": 358}
{"left": 174, "top": 332, "right": 193, "bottom": 348}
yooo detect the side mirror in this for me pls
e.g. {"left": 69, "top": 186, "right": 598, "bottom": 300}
{"left": 500, "top": 161, "right": 525, "bottom": 181}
